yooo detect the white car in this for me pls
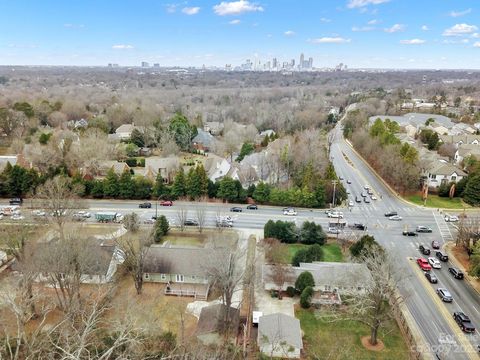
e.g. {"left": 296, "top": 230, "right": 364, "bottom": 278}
{"left": 75, "top": 211, "right": 91, "bottom": 218}
{"left": 348, "top": 200, "right": 354, "bottom": 207}
{"left": 364, "top": 184, "right": 370, "bottom": 190}
{"left": 389, "top": 215, "right": 402, "bottom": 221}
{"left": 327, "top": 211, "right": 344, "bottom": 219}
{"left": 444, "top": 214, "right": 459, "bottom": 222}
{"left": 0, "top": 214, "right": 3, "bottom": 220}
{"left": 11, "top": 214, "right": 25, "bottom": 221}
{"left": 371, "top": 195, "right": 378, "bottom": 200}
{"left": 328, "top": 227, "right": 341, "bottom": 234}
{"left": 428, "top": 257, "right": 442, "bottom": 269}
{"left": 143, "top": 218, "right": 155, "bottom": 224}
{"left": 32, "top": 210, "right": 46, "bottom": 216}
{"left": 283, "top": 208, "right": 297, "bottom": 216}
{"left": 346, "top": 189, "right": 351, "bottom": 195}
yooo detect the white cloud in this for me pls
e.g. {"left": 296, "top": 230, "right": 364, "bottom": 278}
{"left": 347, "top": 0, "right": 389, "bottom": 9}
{"left": 443, "top": 39, "right": 470, "bottom": 44}
{"left": 443, "top": 23, "right": 478, "bottom": 36}
{"left": 352, "top": 26, "right": 374, "bottom": 32}
{"left": 182, "top": 7, "right": 200, "bottom": 15}
{"left": 474, "top": 42, "right": 480, "bottom": 48}
{"left": 309, "top": 37, "right": 351, "bottom": 44}
{"left": 112, "top": 44, "right": 134, "bottom": 49}
{"left": 400, "top": 38, "right": 426, "bottom": 45}
{"left": 165, "top": 4, "right": 177, "bottom": 13}
{"left": 473, "top": 33, "right": 480, "bottom": 38}
{"left": 320, "top": 17, "right": 331, "bottom": 23}
{"left": 229, "top": 19, "right": 241, "bottom": 25}
{"left": 64, "top": 23, "right": 85, "bottom": 28}
{"left": 367, "top": 19, "right": 379, "bottom": 25}
{"left": 449, "top": 8, "right": 471, "bottom": 17}
{"left": 213, "top": 0, "right": 263, "bottom": 15}
{"left": 421, "top": 25, "right": 429, "bottom": 31}
{"left": 284, "top": 30, "right": 295, "bottom": 36}
{"left": 384, "top": 24, "right": 405, "bottom": 33}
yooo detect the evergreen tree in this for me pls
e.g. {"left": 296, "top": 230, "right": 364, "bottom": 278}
{"left": 295, "top": 272, "right": 315, "bottom": 293}
{"left": 195, "top": 164, "right": 209, "bottom": 196}
{"left": 186, "top": 167, "right": 200, "bottom": 199}
{"left": 103, "top": 169, "right": 119, "bottom": 197}
{"left": 171, "top": 168, "right": 186, "bottom": 198}
{"left": 300, "top": 221, "right": 326, "bottom": 245}
{"left": 153, "top": 173, "right": 168, "bottom": 198}
{"left": 153, "top": 215, "right": 170, "bottom": 243}
{"left": 217, "top": 177, "right": 238, "bottom": 202}
{"left": 91, "top": 180, "right": 104, "bottom": 198}
{"left": 118, "top": 170, "right": 135, "bottom": 199}
{"left": 134, "top": 177, "right": 153, "bottom": 199}
{"left": 253, "top": 182, "right": 271, "bottom": 203}
{"left": 464, "top": 175, "right": 480, "bottom": 206}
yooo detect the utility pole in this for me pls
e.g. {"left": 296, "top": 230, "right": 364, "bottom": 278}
{"left": 332, "top": 180, "right": 338, "bottom": 208}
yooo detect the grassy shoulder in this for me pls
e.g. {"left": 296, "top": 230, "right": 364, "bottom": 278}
{"left": 296, "top": 308, "right": 410, "bottom": 360}
{"left": 406, "top": 194, "right": 468, "bottom": 209}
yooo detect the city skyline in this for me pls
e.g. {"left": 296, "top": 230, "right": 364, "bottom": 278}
{"left": 1, "top": 0, "right": 480, "bottom": 69}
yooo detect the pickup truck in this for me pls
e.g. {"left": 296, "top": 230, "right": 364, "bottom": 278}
{"left": 453, "top": 312, "right": 476, "bottom": 333}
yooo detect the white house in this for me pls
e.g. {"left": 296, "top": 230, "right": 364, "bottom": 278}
{"left": 439, "top": 134, "right": 480, "bottom": 148}
{"left": 454, "top": 144, "right": 480, "bottom": 165}
{"left": 425, "top": 161, "right": 466, "bottom": 188}
{"left": 258, "top": 313, "right": 303, "bottom": 359}
{"left": 115, "top": 123, "right": 135, "bottom": 140}
{"left": 204, "top": 154, "right": 231, "bottom": 182}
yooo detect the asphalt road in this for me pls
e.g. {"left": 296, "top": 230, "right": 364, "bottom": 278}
{"left": 1, "top": 128, "right": 480, "bottom": 359}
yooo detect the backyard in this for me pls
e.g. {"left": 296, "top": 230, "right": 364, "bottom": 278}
{"left": 406, "top": 194, "right": 468, "bottom": 209}
{"left": 296, "top": 308, "right": 410, "bottom": 360}
{"left": 271, "top": 241, "right": 344, "bottom": 264}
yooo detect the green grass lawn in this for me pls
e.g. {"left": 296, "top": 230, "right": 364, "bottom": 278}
{"left": 297, "top": 308, "right": 410, "bottom": 360}
{"left": 279, "top": 242, "right": 344, "bottom": 264}
{"left": 406, "top": 194, "right": 468, "bottom": 209}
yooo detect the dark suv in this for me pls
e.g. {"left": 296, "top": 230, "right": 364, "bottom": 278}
{"left": 384, "top": 211, "right": 397, "bottom": 217}
{"left": 436, "top": 251, "right": 449, "bottom": 262}
{"left": 449, "top": 267, "right": 464, "bottom": 279}
{"left": 419, "top": 245, "right": 431, "bottom": 255}
{"left": 9, "top": 198, "right": 23, "bottom": 205}
{"left": 453, "top": 312, "right": 475, "bottom": 333}
{"left": 139, "top": 202, "right": 152, "bottom": 208}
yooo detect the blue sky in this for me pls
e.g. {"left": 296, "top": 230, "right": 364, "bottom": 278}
{"left": 1, "top": 0, "right": 480, "bottom": 69}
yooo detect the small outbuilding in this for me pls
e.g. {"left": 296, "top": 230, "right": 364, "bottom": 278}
{"left": 258, "top": 313, "right": 303, "bottom": 359}
{"left": 195, "top": 304, "right": 240, "bottom": 345}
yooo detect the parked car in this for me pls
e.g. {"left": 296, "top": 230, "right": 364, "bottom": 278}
{"left": 437, "top": 288, "right": 453, "bottom": 302}
{"left": 402, "top": 231, "right": 418, "bottom": 237}
{"left": 448, "top": 267, "right": 464, "bottom": 279}
{"left": 444, "top": 214, "right": 459, "bottom": 222}
{"left": 283, "top": 208, "right": 297, "bottom": 216}
{"left": 384, "top": 211, "right": 398, "bottom": 217}
{"left": 453, "top": 312, "right": 476, "bottom": 333}
{"left": 425, "top": 272, "right": 438, "bottom": 284}
{"left": 327, "top": 211, "right": 344, "bottom": 218}
{"left": 246, "top": 204, "right": 258, "bottom": 210}
{"left": 160, "top": 200, "right": 173, "bottom": 206}
{"left": 328, "top": 227, "right": 341, "bottom": 234}
{"left": 416, "top": 226, "right": 433, "bottom": 233}
{"left": 139, "top": 202, "right": 152, "bottom": 208}
{"left": 230, "top": 207, "right": 243, "bottom": 212}
{"left": 417, "top": 258, "right": 432, "bottom": 271}
{"left": 436, "top": 251, "right": 449, "bottom": 262}
{"left": 184, "top": 219, "right": 199, "bottom": 226}
{"left": 9, "top": 198, "right": 23, "bottom": 205}
{"left": 428, "top": 257, "right": 442, "bottom": 269}
{"left": 419, "top": 245, "right": 431, "bottom": 255}
{"left": 389, "top": 215, "right": 402, "bottom": 221}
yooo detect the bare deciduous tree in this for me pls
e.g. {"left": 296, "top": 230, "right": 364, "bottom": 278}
{"left": 196, "top": 199, "right": 208, "bottom": 233}
{"left": 177, "top": 206, "right": 189, "bottom": 231}
{"left": 123, "top": 212, "right": 140, "bottom": 233}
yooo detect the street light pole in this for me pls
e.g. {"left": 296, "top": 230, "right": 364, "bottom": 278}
{"left": 155, "top": 197, "right": 159, "bottom": 219}
{"left": 332, "top": 180, "right": 338, "bottom": 208}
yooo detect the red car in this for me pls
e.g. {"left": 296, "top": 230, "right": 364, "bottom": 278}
{"left": 431, "top": 240, "right": 440, "bottom": 249}
{"left": 417, "top": 258, "right": 432, "bottom": 271}
{"left": 160, "top": 200, "right": 173, "bottom": 206}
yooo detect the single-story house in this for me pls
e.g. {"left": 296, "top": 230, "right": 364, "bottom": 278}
{"left": 258, "top": 313, "right": 303, "bottom": 359}
{"left": 144, "top": 156, "right": 180, "bottom": 183}
{"left": 143, "top": 246, "right": 230, "bottom": 300}
{"left": 454, "top": 144, "right": 480, "bottom": 165}
{"left": 97, "top": 160, "right": 130, "bottom": 177}
{"left": 195, "top": 304, "right": 240, "bottom": 345}
{"left": 192, "top": 128, "right": 216, "bottom": 153}
{"left": 263, "top": 262, "right": 372, "bottom": 296}
{"left": 424, "top": 160, "right": 467, "bottom": 188}
{"left": 115, "top": 123, "right": 135, "bottom": 140}
{"left": 439, "top": 134, "right": 480, "bottom": 148}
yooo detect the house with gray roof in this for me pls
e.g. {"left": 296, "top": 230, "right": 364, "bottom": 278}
{"left": 115, "top": 123, "right": 135, "bottom": 140}
{"left": 425, "top": 160, "right": 466, "bottom": 188}
{"left": 258, "top": 313, "right": 303, "bottom": 359}
{"left": 369, "top": 113, "right": 454, "bottom": 134}
{"left": 195, "top": 304, "right": 240, "bottom": 345}
{"left": 439, "top": 134, "right": 480, "bottom": 148}
{"left": 192, "top": 128, "right": 216, "bottom": 153}
{"left": 144, "top": 156, "right": 179, "bottom": 183}
{"left": 204, "top": 154, "right": 231, "bottom": 182}
{"left": 97, "top": 160, "right": 130, "bottom": 177}
{"left": 454, "top": 144, "right": 480, "bottom": 165}
{"left": 0, "top": 155, "right": 18, "bottom": 171}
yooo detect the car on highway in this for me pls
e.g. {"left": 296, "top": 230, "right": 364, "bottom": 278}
{"left": 348, "top": 200, "right": 354, "bottom": 207}
{"left": 437, "top": 288, "right": 453, "bottom": 302}
{"left": 216, "top": 219, "right": 233, "bottom": 228}
{"left": 355, "top": 196, "right": 362, "bottom": 203}
{"left": 184, "top": 219, "right": 199, "bottom": 226}
{"left": 417, "top": 258, "right": 432, "bottom": 271}
{"left": 364, "top": 184, "right": 370, "bottom": 189}
{"left": 453, "top": 312, "right": 476, "bottom": 333}
{"left": 436, "top": 251, "right": 449, "bottom": 262}
{"left": 367, "top": 188, "right": 374, "bottom": 195}
{"left": 347, "top": 179, "right": 352, "bottom": 184}
{"left": 74, "top": 211, "right": 91, "bottom": 218}
{"left": 339, "top": 176, "right": 344, "bottom": 180}
{"left": 283, "top": 208, "right": 297, "bottom": 216}
{"left": 371, "top": 195, "right": 378, "bottom": 200}
{"left": 32, "top": 209, "right": 46, "bottom": 217}
{"left": 364, "top": 197, "right": 371, "bottom": 203}
{"left": 143, "top": 218, "right": 155, "bottom": 224}
{"left": 419, "top": 245, "right": 431, "bottom": 255}
{"left": 444, "top": 214, "right": 459, "bottom": 222}
{"left": 402, "top": 230, "right": 418, "bottom": 237}
{"left": 431, "top": 240, "right": 440, "bottom": 249}
{"left": 388, "top": 215, "right": 402, "bottom": 221}
{"left": 448, "top": 267, "right": 464, "bottom": 279}
{"left": 361, "top": 192, "right": 367, "bottom": 198}
{"left": 9, "top": 198, "right": 23, "bottom": 205}
{"left": 327, "top": 211, "right": 344, "bottom": 218}
{"left": 384, "top": 211, "right": 398, "bottom": 217}
{"left": 351, "top": 223, "right": 367, "bottom": 231}
{"left": 0, "top": 214, "right": 3, "bottom": 220}
{"left": 11, "top": 214, "right": 25, "bottom": 221}
{"left": 246, "top": 204, "right": 258, "bottom": 210}
{"left": 139, "top": 202, "right": 152, "bottom": 208}
{"left": 428, "top": 257, "right": 442, "bottom": 269}
{"left": 328, "top": 227, "right": 341, "bottom": 234}
{"left": 160, "top": 200, "right": 173, "bottom": 206}
{"left": 346, "top": 189, "right": 351, "bottom": 195}
{"left": 230, "top": 207, "right": 243, "bottom": 212}
{"left": 416, "top": 225, "right": 433, "bottom": 233}
{"left": 425, "top": 272, "right": 438, "bottom": 284}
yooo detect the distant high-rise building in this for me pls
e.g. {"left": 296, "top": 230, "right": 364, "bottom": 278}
{"left": 300, "top": 53, "right": 305, "bottom": 69}
{"left": 153, "top": 63, "right": 160, "bottom": 68}
{"left": 272, "top": 57, "right": 278, "bottom": 69}
{"left": 308, "top": 57, "right": 313, "bottom": 69}
{"left": 141, "top": 61, "right": 149, "bottom": 68}
{"left": 290, "top": 59, "right": 295, "bottom": 68}
{"left": 108, "top": 63, "right": 113, "bottom": 67}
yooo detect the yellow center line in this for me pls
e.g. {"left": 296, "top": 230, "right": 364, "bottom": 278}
{"left": 407, "top": 258, "right": 478, "bottom": 359}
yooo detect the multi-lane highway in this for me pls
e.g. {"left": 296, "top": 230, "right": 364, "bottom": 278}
{"left": 1, "top": 127, "right": 480, "bottom": 359}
